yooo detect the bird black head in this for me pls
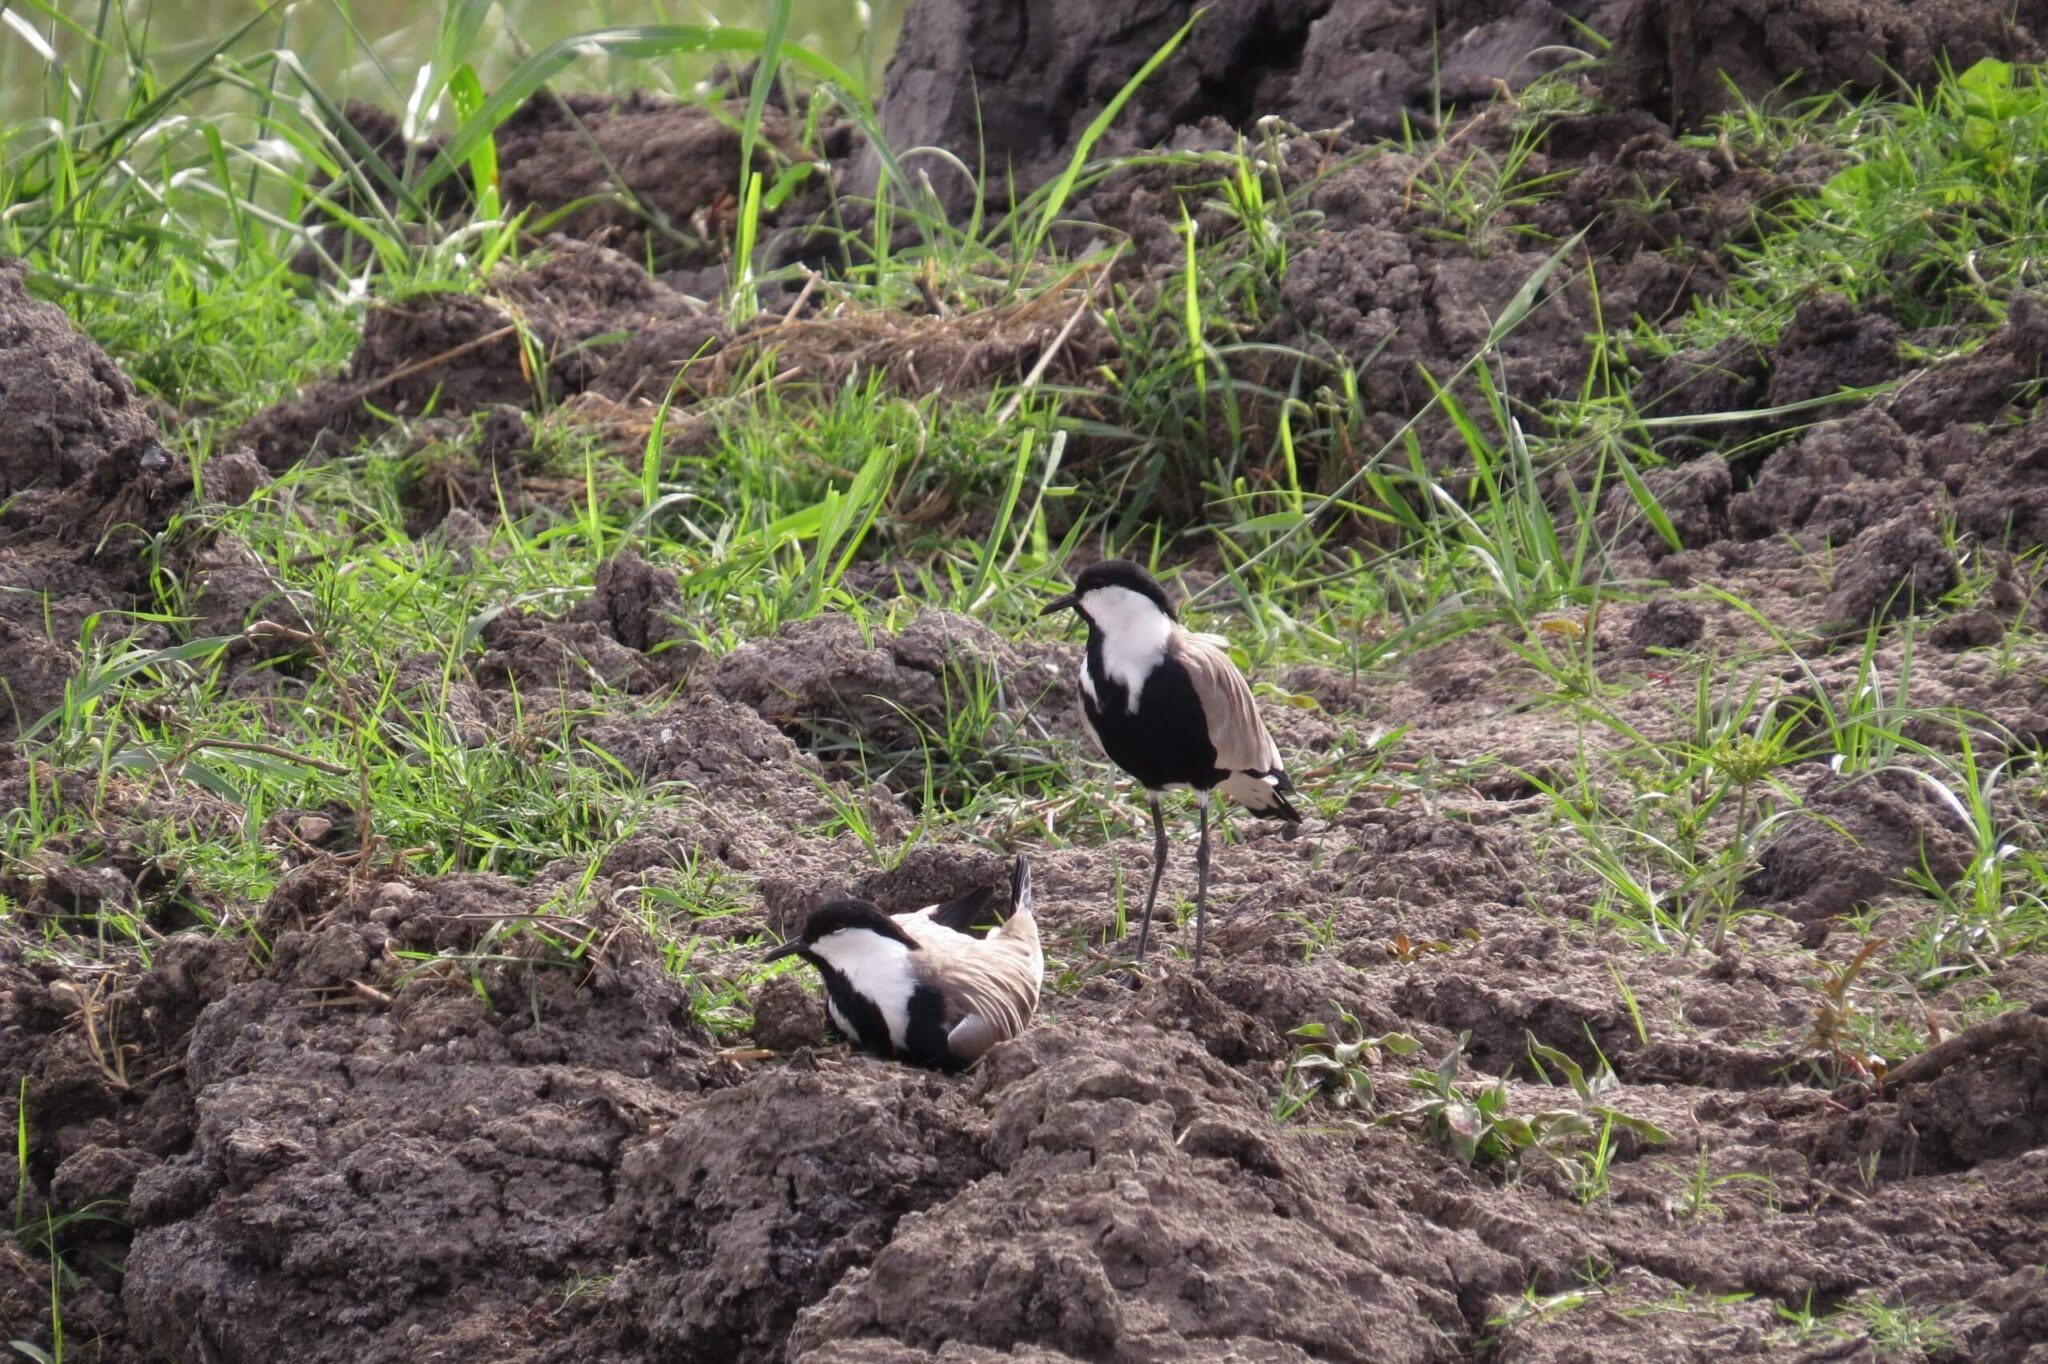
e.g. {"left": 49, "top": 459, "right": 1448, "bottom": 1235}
{"left": 1039, "top": 559, "right": 1177, "bottom": 623}
{"left": 762, "top": 897, "right": 920, "bottom": 962}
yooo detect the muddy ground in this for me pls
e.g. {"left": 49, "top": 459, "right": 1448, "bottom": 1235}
{"left": 8, "top": 0, "right": 2048, "bottom": 1359}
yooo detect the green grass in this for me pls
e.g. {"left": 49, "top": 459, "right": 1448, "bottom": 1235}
{"left": 1649, "top": 56, "right": 2048, "bottom": 360}
{"left": 1773, "top": 1291, "right": 1957, "bottom": 1358}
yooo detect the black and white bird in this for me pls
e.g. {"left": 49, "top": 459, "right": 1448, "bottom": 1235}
{"left": 762, "top": 856, "right": 1043, "bottom": 1070}
{"left": 1041, "top": 560, "right": 1299, "bottom": 966}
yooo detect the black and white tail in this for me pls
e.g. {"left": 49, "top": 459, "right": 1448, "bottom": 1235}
{"left": 925, "top": 884, "right": 996, "bottom": 936}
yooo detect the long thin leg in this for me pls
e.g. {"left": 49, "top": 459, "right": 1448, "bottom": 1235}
{"left": 1135, "top": 795, "right": 1168, "bottom": 961}
{"left": 1193, "top": 793, "right": 1213, "bottom": 969}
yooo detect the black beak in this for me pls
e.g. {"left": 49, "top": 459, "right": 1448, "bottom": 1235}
{"left": 1039, "top": 590, "right": 1079, "bottom": 617}
{"left": 761, "top": 939, "right": 804, "bottom": 964}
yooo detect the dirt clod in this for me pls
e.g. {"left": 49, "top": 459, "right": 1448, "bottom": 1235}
{"left": 711, "top": 610, "right": 1073, "bottom": 778}
{"left": 1606, "top": 0, "right": 2048, "bottom": 127}
{"left": 1749, "top": 769, "right": 1972, "bottom": 923}
{"left": 1629, "top": 598, "right": 1706, "bottom": 650}
{"left": 752, "top": 975, "right": 828, "bottom": 1053}
{"left": 475, "top": 548, "right": 695, "bottom": 696}
{"left": 0, "top": 262, "right": 190, "bottom": 736}
{"left": 494, "top": 93, "right": 823, "bottom": 276}
{"left": 1821, "top": 510, "right": 1962, "bottom": 635}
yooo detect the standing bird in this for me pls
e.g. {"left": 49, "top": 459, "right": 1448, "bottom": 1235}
{"left": 762, "top": 856, "right": 1042, "bottom": 1070}
{"left": 1041, "top": 560, "right": 1299, "bottom": 966}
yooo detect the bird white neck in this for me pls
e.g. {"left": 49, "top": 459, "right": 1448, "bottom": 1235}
{"left": 809, "top": 929, "right": 916, "bottom": 1049}
{"left": 1080, "top": 585, "right": 1174, "bottom": 713}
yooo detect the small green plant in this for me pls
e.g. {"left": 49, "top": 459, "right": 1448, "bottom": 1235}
{"left": 1280, "top": 906, "right": 1343, "bottom": 962}
{"left": 7, "top": 1105, "right": 121, "bottom": 1364}
{"left": 559, "top": 1270, "right": 617, "bottom": 1308}
{"left": 1892, "top": 731, "right": 2048, "bottom": 986}
{"left": 1571, "top": 1112, "right": 1619, "bottom": 1207}
{"left": 1809, "top": 937, "right": 1888, "bottom": 1089}
{"left": 12, "top": 1079, "right": 26, "bottom": 1233}
{"left": 1608, "top": 962, "right": 1649, "bottom": 1046}
{"left": 1663, "top": 1147, "right": 1776, "bottom": 1222}
{"left": 1485, "top": 1283, "right": 1598, "bottom": 1336}
{"left": 1773, "top": 1291, "right": 1955, "bottom": 1356}
{"left": 1386, "top": 1046, "right": 1536, "bottom": 1166}
{"left": 1274, "top": 1012, "right": 1421, "bottom": 1121}
{"left": 1385, "top": 931, "right": 1457, "bottom": 963}
{"left": 1382, "top": 1034, "right": 1667, "bottom": 1173}
{"left": 1616, "top": 1286, "right": 1756, "bottom": 1321}
{"left": 1530, "top": 659, "right": 1808, "bottom": 954}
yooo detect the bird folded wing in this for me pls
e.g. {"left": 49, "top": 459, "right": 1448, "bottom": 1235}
{"left": 904, "top": 920, "right": 1042, "bottom": 1062}
{"left": 1170, "top": 632, "right": 1284, "bottom": 776}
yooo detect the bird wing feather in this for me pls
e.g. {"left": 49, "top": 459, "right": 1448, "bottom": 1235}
{"left": 1169, "top": 630, "right": 1301, "bottom": 820}
{"left": 1170, "top": 630, "right": 1281, "bottom": 772}
{"left": 898, "top": 906, "right": 1042, "bottom": 1062}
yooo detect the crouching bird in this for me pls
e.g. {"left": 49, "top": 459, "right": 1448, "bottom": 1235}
{"left": 1041, "top": 559, "right": 1300, "bottom": 967}
{"left": 762, "top": 856, "right": 1042, "bottom": 1070}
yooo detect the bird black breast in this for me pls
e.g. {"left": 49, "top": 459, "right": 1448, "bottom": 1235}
{"left": 1082, "top": 636, "right": 1224, "bottom": 792}
{"left": 816, "top": 966, "right": 894, "bottom": 1056}
{"left": 898, "top": 983, "right": 959, "bottom": 1072}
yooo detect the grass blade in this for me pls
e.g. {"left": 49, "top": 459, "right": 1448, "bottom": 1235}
{"left": 418, "top": 26, "right": 858, "bottom": 199}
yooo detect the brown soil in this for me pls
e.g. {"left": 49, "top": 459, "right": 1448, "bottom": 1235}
{"left": 866, "top": 0, "right": 1641, "bottom": 210}
{"left": 1606, "top": 0, "right": 2048, "bottom": 127}
{"left": 13, "top": 758, "right": 2048, "bottom": 1359}
{"left": 708, "top": 610, "right": 1074, "bottom": 767}
{"left": 0, "top": 263, "right": 191, "bottom": 737}
{"left": 11, "top": 2, "right": 2048, "bottom": 1361}
{"left": 492, "top": 92, "right": 841, "bottom": 281}
{"left": 238, "top": 236, "right": 1109, "bottom": 478}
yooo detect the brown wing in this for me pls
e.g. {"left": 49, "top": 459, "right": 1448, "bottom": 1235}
{"left": 899, "top": 906, "right": 1042, "bottom": 1062}
{"left": 1169, "top": 631, "right": 1299, "bottom": 819}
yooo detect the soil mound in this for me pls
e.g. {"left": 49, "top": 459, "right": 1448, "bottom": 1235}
{"left": 1070, "top": 105, "right": 1820, "bottom": 474}
{"left": 0, "top": 262, "right": 190, "bottom": 735}
{"left": 1725, "top": 300, "right": 2048, "bottom": 563}
{"left": 870, "top": 0, "right": 2044, "bottom": 213}
{"left": 710, "top": 609, "right": 1075, "bottom": 773}
{"left": 476, "top": 548, "right": 696, "bottom": 697}
{"left": 865, "top": 0, "right": 1633, "bottom": 210}
{"left": 237, "top": 239, "right": 726, "bottom": 472}
{"left": 240, "top": 240, "right": 1103, "bottom": 479}
{"left": 790, "top": 1022, "right": 1480, "bottom": 1362}
{"left": 492, "top": 92, "right": 837, "bottom": 282}
{"left": 1607, "top": 0, "right": 2048, "bottom": 127}
{"left": 296, "top": 93, "right": 842, "bottom": 292}
{"left": 103, "top": 869, "right": 991, "bottom": 1362}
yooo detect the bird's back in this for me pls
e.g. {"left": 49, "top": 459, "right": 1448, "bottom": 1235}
{"left": 897, "top": 875, "right": 1042, "bottom": 1062}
